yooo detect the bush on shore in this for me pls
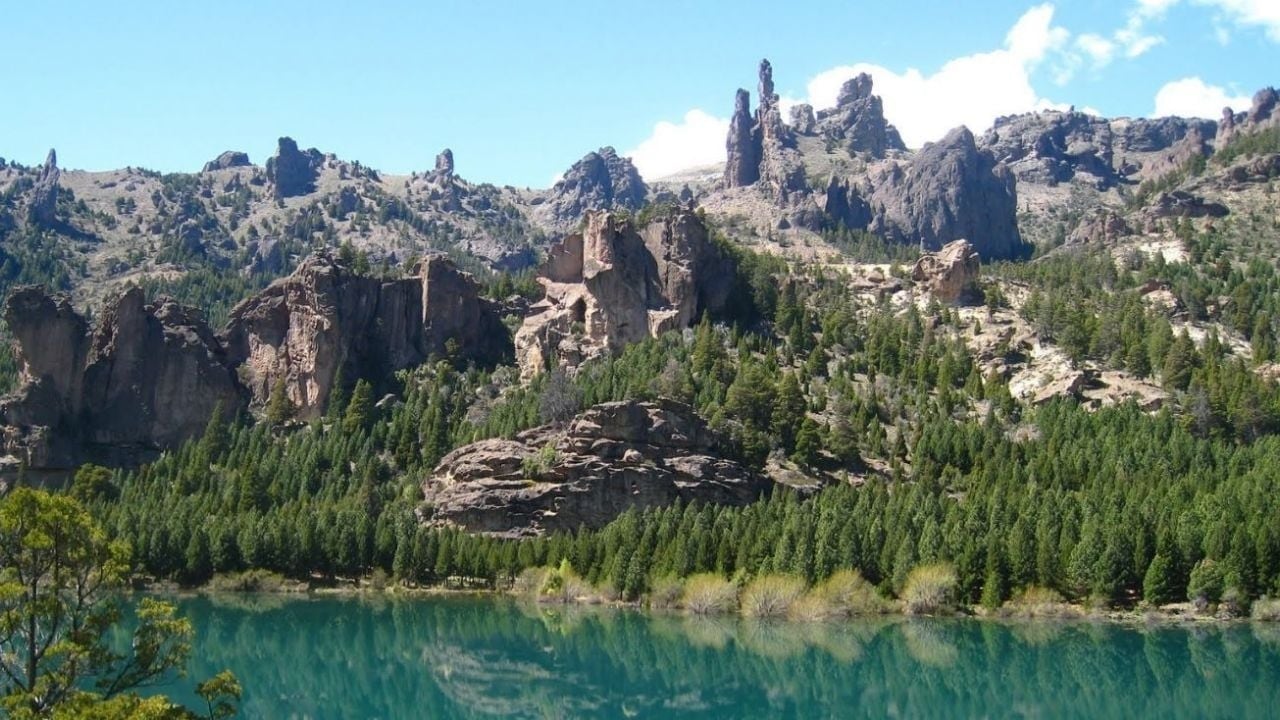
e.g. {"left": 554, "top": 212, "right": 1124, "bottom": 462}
{"left": 740, "top": 575, "right": 806, "bottom": 618}
{"left": 902, "top": 563, "right": 958, "bottom": 615}
{"left": 680, "top": 573, "right": 739, "bottom": 615}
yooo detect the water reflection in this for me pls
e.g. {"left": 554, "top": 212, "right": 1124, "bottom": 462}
{"left": 157, "top": 595, "right": 1280, "bottom": 719}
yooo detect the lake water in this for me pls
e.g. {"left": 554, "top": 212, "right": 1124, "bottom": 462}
{"left": 152, "top": 594, "right": 1280, "bottom": 719}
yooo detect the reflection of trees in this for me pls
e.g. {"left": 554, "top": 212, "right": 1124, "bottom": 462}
{"left": 163, "top": 596, "right": 1280, "bottom": 719}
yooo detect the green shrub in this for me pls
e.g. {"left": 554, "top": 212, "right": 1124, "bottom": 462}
{"left": 648, "top": 576, "right": 685, "bottom": 610}
{"left": 740, "top": 575, "right": 806, "bottom": 618}
{"left": 1250, "top": 597, "right": 1280, "bottom": 622}
{"left": 680, "top": 573, "right": 738, "bottom": 615}
{"left": 812, "top": 569, "right": 887, "bottom": 616}
{"left": 902, "top": 563, "right": 958, "bottom": 615}
{"left": 1187, "top": 559, "right": 1226, "bottom": 604}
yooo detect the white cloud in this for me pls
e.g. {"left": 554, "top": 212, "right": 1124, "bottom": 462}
{"left": 1076, "top": 33, "right": 1117, "bottom": 66}
{"left": 624, "top": 109, "right": 729, "bottom": 180}
{"left": 625, "top": 5, "right": 1078, "bottom": 177}
{"left": 799, "top": 4, "right": 1070, "bottom": 147}
{"left": 1153, "top": 76, "right": 1252, "bottom": 117}
{"left": 1129, "top": 0, "right": 1280, "bottom": 43}
{"left": 1194, "top": 0, "right": 1280, "bottom": 41}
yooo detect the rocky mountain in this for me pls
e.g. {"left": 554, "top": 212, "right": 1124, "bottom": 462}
{"left": 516, "top": 206, "right": 733, "bottom": 377}
{"left": 28, "top": 149, "right": 59, "bottom": 227}
{"left": 420, "top": 399, "right": 769, "bottom": 536}
{"left": 535, "top": 147, "right": 648, "bottom": 232}
{"left": 804, "top": 73, "right": 907, "bottom": 158}
{"left": 0, "top": 251, "right": 504, "bottom": 469}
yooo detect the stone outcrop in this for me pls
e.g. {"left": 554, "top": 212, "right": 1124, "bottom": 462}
{"left": 911, "top": 239, "right": 981, "bottom": 305}
{"left": 724, "top": 89, "right": 760, "bottom": 188}
{"left": 1068, "top": 210, "right": 1132, "bottom": 245}
{"left": 827, "top": 127, "right": 1025, "bottom": 259}
{"left": 432, "top": 148, "right": 455, "bottom": 179}
{"left": 0, "top": 288, "right": 241, "bottom": 468}
{"left": 1142, "top": 190, "right": 1229, "bottom": 221}
{"left": 812, "top": 73, "right": 906, "bottom": 157}
{"left": 722, "top": 60, "right": 807, "bottom": 200}
{"left": 265, "top": 137, "right": 324, "bottom": 198}
{"left": 0, "top": 252, "right": 510, "bottom": 469}
{"left": 222, "top": 253, "right": 509, "bottom": 418}
{"left": 28, "top": 149, "right": 59, "bottom": 226}
{"left": 979, "top": 111, "right": 1215, "bottom": 187}
{"left": 420, "top": 399, "right": 771, "bottom": 536}
{"left": 789, "top": 103, "right": 816, "bottom": 134}
{"left": 1218, "top": 87, "right": 1280, "bottom": 148}
{"left": 515, "top": 207, "right": 732, "bottom": 377}
{"left": 536, "top": 147, "right": 647, "bottom": 231}
{"left": 201, "top": 151, "right": 251, "bottom": 172}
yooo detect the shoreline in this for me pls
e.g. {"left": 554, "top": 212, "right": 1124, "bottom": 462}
{"left": 135, "top": 575, "right": 1272, "bottom": 628}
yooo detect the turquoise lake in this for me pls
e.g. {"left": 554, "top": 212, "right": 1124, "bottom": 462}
{"left": 150, "top": 595, "right": 1280, "bottom": 719}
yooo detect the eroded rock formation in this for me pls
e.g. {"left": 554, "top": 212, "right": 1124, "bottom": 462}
{"left": 515, "top": 207, "right": 732, "bottom": 377}
{"left": 0, "top": 253, "right": 508, "bottom": 469}
{"left": 201, "top": 151, "right": 252, "bottom": 173}
{"left": 420, "top": 399, "right": 770, "bottom": 536}
{"left": 222, "top": 253, "right": 509, "bottom": 418}
{"left": 723, "top": 60, "right": 807, "bottom": 200}
{"left": 911, "top": 239, "right": 981, "bottom": 305}
{"left": 0, "top": 288, "right": 241, "bottom": 468}
{"left": 28, "top": 149, "right": 59, "bottom": 226}
{"left": 828, "top": 128, "right": 1026, "bottom": 259}
{"left": 537, "top": 147, "right": 648, "bottom": 231}
{"left": 812, "top": 73, "right": 906, "bottom": 157}
{"left": 979, "top": 110, "right": 1216, "bottom": 187}
{"left": 265, "top": 137, "right": 324, "bottom": 198}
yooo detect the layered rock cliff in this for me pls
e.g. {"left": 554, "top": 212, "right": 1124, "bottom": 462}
{"left": 420, "top": 399, "right": 771, "bottom": 536}
{"left": 515, "top": 207, "right": 733, "bottom": 377}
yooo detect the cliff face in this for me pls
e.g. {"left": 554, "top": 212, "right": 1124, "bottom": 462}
{"left": 223, "top": 253, "right": 510, "bottom": 418}
{"left": 0, "top": 253, "right": 507, "bottom": 469}
{"left": 515, "top": 207, "right": 733, "bottom": 377}
{"left": 0, "top": 288, "right": 242, "bottom": 468}
{"left": 825, "top": 128, "right": 1028, "bottom": 260}
{"left": 420, "top": 399, "right": 771, "bottom": 537}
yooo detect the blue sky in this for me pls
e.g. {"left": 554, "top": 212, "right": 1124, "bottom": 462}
{"left": 1, "top": 0, "right": 1275, "bottom": 186}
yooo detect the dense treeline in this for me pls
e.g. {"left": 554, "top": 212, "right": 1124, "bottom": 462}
{"left": 74, "top": 232, "right": 1280, "bottom": 612}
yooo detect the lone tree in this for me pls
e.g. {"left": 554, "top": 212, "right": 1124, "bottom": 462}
{"left": 0, "top": 487, "right": 240, "bottom": 718}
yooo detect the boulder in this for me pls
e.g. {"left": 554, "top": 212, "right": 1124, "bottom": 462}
{"left": 911, "top": 239, "right": 981, "bottom": 305}
{"left": 1143, "top": 191, "right": 1229, "bottom": 220}
{"left": 515, "top": 208, "right": 733, "bottom": 377}
{"left": 201, "top": 151, "right": 251, "bottom": 172}
{"left": 265, "top": 137, "right": 323, "bottom": 198}
{"left": 420, "top": 399, "right": 771, "bottom": 536}
{"left": 1068, "top": 210, "right": 1132, "bottom": 245}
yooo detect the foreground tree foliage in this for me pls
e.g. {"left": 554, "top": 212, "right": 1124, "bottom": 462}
{"left": 0, "top": 489, "right": 239, "bottom": 718}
